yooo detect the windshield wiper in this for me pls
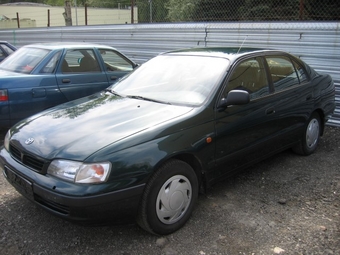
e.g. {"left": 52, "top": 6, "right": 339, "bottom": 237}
{"left": 126, "top": 95, "right": 171, "bottom": 105}
{"left": 105, "top": 89, "right": 121, "bottom": 97}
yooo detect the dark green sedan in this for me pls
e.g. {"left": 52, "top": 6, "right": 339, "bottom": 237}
{"left": 0, "top": 48, "right": 335, "bottom": 235}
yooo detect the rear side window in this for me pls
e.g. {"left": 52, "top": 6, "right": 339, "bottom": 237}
{"left": 292, "top": 59, "right": 308, "bottom": 83}
{"left": 0, "top": 47, "right": 49, "bottom": 74}
{"left": 98, "top": 49, "right": 134, "bottom": 72}
{"left": 266, "top": 56, "right": 300, "bottom": 92}
{"left": 41, "top": 51, "right": 61, "bottom": 74}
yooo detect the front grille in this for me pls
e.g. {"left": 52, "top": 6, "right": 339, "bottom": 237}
{"left": 23, "top": 154, "right": 45, "bottom": 171}
{"left": 10, "top": 145, "right": 21, "bottom": 160}
{"left": 9, "top": 144, "right": 47, "bottom": 173}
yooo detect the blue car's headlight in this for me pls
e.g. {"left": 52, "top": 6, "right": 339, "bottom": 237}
{"left": 47, "top": 160, "right": 111, "bottom": 184}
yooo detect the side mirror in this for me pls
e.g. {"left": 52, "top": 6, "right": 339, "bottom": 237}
{"left": 218, "top": 90, "right": 250, "bottom": 108}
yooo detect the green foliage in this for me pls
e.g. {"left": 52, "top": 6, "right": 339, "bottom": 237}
{"left": 305, "top": 0, "right": 340, "bottom": 20}
{"left": 192, "top": 0, "right": 245, "bottom": 21}
{"left": 0, "top": 0, "right": 338, "bottom": 21}
{"left": 239, "top": 0, "right": 300, "bottom": 20}
{"left": 166, "top": 0, "right": 195, "bottom": 22}
{"left": 137, "top": 0, "right": 169, "bottom": 23}
{"left": 44, "top": 0, "right": 64, "bottom": 6}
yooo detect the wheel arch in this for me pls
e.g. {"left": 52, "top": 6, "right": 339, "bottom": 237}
{"left": 314, "top": 108, "right": 325, "bottom": 136}
{"left": 172, "top": 153, "right": 206, "bottom": 193}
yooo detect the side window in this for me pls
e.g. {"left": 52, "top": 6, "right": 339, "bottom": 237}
{"left": 63, "top": 49, "right": 101, "bottom": 73}
{"left": 98, "top": 49, "right": 134, "bottom": 72}
{"left": 266, "top": 56, "right": 299, "bottom": 92}
{"left": 226, "top": 57, "right": 269, "bottom": 100}
{"left": 292, "top": 59, "right": 308, "bottom": 83}
{"left": 41, "top": 51, "right": 61, "bottom": 74}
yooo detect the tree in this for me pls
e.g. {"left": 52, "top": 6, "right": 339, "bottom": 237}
{"left": 305, "top": 0, "right": 340, "bottom": 20}
{"left": 192, "top": 0, "right": 245, "bottom": 22}
{"left": 137, "top": 0, "right": 169, "bottom": 23}
{"left": 238, "top": 0, "right": 300, "bottom": 20}
{"left": 44, "top": 0, "right": 64, "bottom": 6}
{"left": 166, "top": 0, "right": 195, "bottom": 22}
{"left": 63, "top": 0, "right": 72, "bottom": 26}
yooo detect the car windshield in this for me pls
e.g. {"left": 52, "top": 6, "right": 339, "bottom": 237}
{"left": 113, "top": 55, "right": 230, "bottom": 106}
{"left": 0, "top": 47, "right": 50, "bottom": 74}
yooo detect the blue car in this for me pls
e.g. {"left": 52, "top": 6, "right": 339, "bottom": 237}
{"left": 0, "top": 41, "right": 17, "bottom": 62}
{"left": 0, "top": 42, "right": 138, "bottom": 128}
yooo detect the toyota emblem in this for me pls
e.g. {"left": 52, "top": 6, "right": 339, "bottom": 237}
{"left": 25, "top": 138, "right": 35, "bottom": 145}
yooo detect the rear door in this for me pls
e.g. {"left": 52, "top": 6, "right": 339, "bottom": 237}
{"left": 263, "top": 54, "right": 313, "bottom": 143}
{"left": 5, "top": 50, "right": 64, "bottom": 126}
{"left": 56, "top": 49, "right": 110, "bottom": 101}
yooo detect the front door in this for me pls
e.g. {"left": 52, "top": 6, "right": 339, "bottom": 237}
{"left": 214, "top": 56, "right": 277, "bottom": 175}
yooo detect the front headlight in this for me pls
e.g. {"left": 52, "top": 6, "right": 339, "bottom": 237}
{"left": 47, "top": 160, "right": 111, "bottom": 184}
{"left": 4, "top": 130, "right": 11, "bottom": 152}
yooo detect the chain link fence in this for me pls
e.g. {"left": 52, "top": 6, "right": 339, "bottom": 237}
{"left": 0, "top": 1, "right": 339, "bottom": 27}
{"left": 91, "top": 0, "right": 339, "bottom": 23}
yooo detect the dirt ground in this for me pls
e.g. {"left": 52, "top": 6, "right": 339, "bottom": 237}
{"left": 0, "top": 126, "right": 339, "bottom": 255}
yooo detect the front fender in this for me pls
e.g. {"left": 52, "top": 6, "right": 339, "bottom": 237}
{"left": 87, "top": 121, "right": 216, "bottom": 188}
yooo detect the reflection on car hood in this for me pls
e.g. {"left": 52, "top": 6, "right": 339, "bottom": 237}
{"left": 11, "top": 93, "right": 193, "bottom": 160}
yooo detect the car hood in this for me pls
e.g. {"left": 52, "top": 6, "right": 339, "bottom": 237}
{"left": 11, "top": 93, "right": 194, "bottom": 160}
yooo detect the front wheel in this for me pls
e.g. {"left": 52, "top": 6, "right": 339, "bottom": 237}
{"left": 137, "top": 159, "right": 198, "bottom": 235}
{"left": 293, "top": 112, "right": 321, "bottom": 155}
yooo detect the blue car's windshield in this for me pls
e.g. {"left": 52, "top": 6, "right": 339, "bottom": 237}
{"left": 0, "top": 47, "right": 50, "bottom": 74}
{"left": 113, "top": 54, "right": 230, "bottom": 106}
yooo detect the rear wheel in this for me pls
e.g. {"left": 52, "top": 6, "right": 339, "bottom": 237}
{"left": 137, "top": 159, "right": 198, "bottom": 235}
{"left": 293, "top": 112, "right": 321, "bottom": 155}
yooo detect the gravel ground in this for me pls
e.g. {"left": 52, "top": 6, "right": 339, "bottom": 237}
{"left": 0, "top": 126, "right": 339, "bottom": 255}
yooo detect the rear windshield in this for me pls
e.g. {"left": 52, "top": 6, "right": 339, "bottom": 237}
{"left": 0, "top": 47, "right": 50, "bottom": 74}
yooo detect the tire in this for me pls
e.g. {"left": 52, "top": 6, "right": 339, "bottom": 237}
{"left": 137, "top": 159, "right": 198, "bottom": 235}
{"left": 293, "top": 112, "right": 321, "bottom": 155}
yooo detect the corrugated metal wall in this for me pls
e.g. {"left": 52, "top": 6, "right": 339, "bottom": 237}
{"left": 0, "top": 22, "right": 339, "bottom": 126}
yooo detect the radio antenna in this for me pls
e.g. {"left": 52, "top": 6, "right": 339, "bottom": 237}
{"left": 237, "top": 36, "right": 248, "bottom": 54}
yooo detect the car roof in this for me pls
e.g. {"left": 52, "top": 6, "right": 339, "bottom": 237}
{"left": 163, "top": 47, "right": 283, "bottom": 61}
{"left": 23, "top": 42, "right": 116, "bottom": 50}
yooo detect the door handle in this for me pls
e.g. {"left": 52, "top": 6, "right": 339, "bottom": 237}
{"left": 110, "top": 76, "right": 118, "bottom": 80}
{"left": 266, "top": 108, "right": 275, "bottom": 115}
{"left": 62, "top": 79, "right": 71, "bottom": 83}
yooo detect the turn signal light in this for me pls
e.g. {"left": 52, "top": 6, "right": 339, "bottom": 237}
{"left": 0, "top": 90, "right": 8, "bottom": 101}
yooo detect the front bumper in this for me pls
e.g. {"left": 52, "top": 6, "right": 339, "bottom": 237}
{"left": 0, "top": 147, "right": 145, "bottom": 223}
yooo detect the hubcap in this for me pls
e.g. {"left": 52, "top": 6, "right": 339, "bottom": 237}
{"left": 306, "top": 118, "right": 319, "bottom": 148}
{"left": 156, "top": 175, "right": 192, "bottom": 224}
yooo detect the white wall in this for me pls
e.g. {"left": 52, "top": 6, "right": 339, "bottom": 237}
{"left": 0, "top": 5, "right": 138, "bottom": 28}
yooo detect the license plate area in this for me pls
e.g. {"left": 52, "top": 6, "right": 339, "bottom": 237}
{"left": 3, "top": 166, "right": 34, "bottom": 200}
